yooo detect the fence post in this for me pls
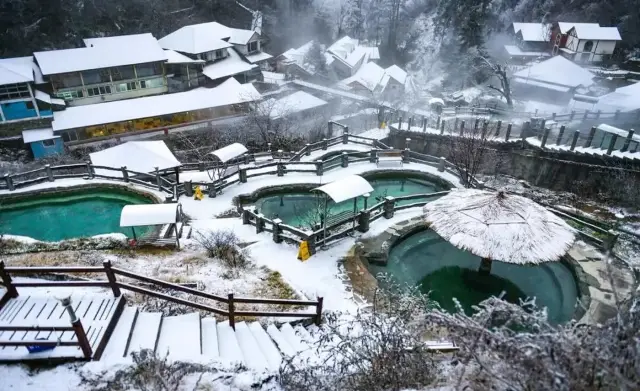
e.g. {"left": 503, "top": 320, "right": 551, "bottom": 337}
{"left": 621, "top": 129, "right": 635, "bottom": 152}
{"left": 583, "top": 110, "right": 590, "bottom": 120}
{"left": 277, "top": 162, "right": 285, "bottom": 177}
{"left": 272, "top": 218, "right": 283, "bottom": 243}
{"left": 0, "top": 261, "right": 18, "bottom": 299}
{"left": 440, "top": 120, "right": 445, "bottom": 135}
{"left": 315, "top": 161, "right": 324, "bottom": 176}
{"left": 454, "top": 117, "right": 459, "bottom": 132}
{"left": 596, "top": 110, "right": 601, "bottom": 120}
{"left": 341, "top": 152, "right": 349, "bottom": 167}
{"left": 408, "top": 117, "right": 413, "bottom": 130}
{"left": 184, "top": 180, "right": 193, "bottom": 197}
{"left": 540, "top": 128, "right": 550, "bottom": 148}
{"left": 556, "top": 125, "right": 566, "bottom": 145}
{"left": 357, "top": 210, "right": 370, "bottom": 233}
{"left": 495, "top": 120, "right": 502, "bottom": 137}
{"left": 438, "top": 157, "right": 446, "bottom": 172}
{"left": 327, "top": 122, "right": 333, "bottom": 137}
{"left": 307, "top": 235, "right": 317, "bottom": 256}
{"left": 606, "top": 134, "right": 618, "bottom": 155}
{"left": 85, "top": 161, "right": 94, "bottom": 179}
{"left": 305, "top": 143, "right": 311, "bottom": 156}
{"left": 102, "top": 261, "right": 121, "bottom": 297}
{"left": 436, "top": 115, "right": 441, "bottom": 129}
{"left": 570, "top": 130, "right": 580, "bottom": 151}
{"left": 228, "top": 292, "right": 235, "bottom": 330}
{"left": 45, "top": 164, "right": 53, "bottom": 182}
{"left": 315, "top": 297, "right": 324, "bottom": 325}
{"left": 208, "top": 183, "right": 217, "bottom": 198}
{"left": 198, "top": 161, "right": 204, "bottom": 171}
{"left": 322, "top": 138, "right": 328, "bottom": 150}
{"left": 4, "top": 174, "right": 14, "bottom": 191}
{"left": 239, "top": 168, "right": 247, "bottom": 183}
{"left": 584, "top": 126, "right": 596, "bottom": 148}
{"left": 342, "top": 128, "right": 349, "bottom": 144}
{"left": 369, "top": 150, "right": 377, "bottom": 163}
{"left": 155, "top": 167, "right": 162, "bottom": 191}
{"left": 474, "top": 117, "right": 480, "bottom": 131}
{"left": 603, "top": 230, "right": 619, "bottom": 252}
{"left": 383, "top": 196, "right": 396, "bottom": 219}
{"left": 505, "top": 123, "right": 512, "bottom": 142}
{"left": 61, "top": 297, "right": 92, "bottom": 359}
{"left": 255, "top": 214, "right": 265, "bottom": 234}
{"left": 459, "top": 120, "right": 465, "bottom": 136}
{"left": 570, "top": 110, "right": 576, "bottom": 120}
{"left": 521, "top": 121, "right": 529, "bottom": 148}
{"left": 423, "top": 118, "right": 427, "bottom": 132}
{"left": 242, "top": 209, "right": 251, "bottom": 225}
{"left": 121, "top": 166, "right": 129, "bottom": 182}
{"left": 243, "top": 154, "right": 250, "bottom": 165}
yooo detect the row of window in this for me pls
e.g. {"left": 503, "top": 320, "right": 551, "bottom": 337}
{"left": 55, "top": 77, "right": 165, "bottom": 100}
{"left": 51, "top": 63, "right": 164, "bottom": 89}
{"left": 0, "top": 83, "right": 31, "bottom": 100}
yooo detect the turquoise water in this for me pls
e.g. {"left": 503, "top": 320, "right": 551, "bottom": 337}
{"left": 255, "top": 177, "right": 447, "bottom": 228}
{"left": 0, "top": 188, "right": 154, "bottom": 241}
{"left": 369, "top": 230, "right": 579, "bottom": 324}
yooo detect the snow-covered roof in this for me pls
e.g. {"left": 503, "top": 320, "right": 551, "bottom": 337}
{"left": 504, "top": 45, "right": 550, "bottom": 57}
{"left": 120, "top": 203, "right": 180, "bottom": 227}
{"left": 22, "top": 128, "right": 59, "bottom": 143}
{"left": 34, "top": 34, "right": 167, "bottom": 75}
{"left": 202, "top": 48, "right": 257, "bottom": 81}
{"left": 595, "top": 81, "right": 640, "bottom": 112}
{"left": 52, "top": 78, "right": 260, "bottom": 131}
{"left": 261, "top": 71, "right": 287, "bottom": 85}
{"left": 570, "top": 25, "right": 621, "bottom": 41}
{"left": 384, "top": 65, "right": 407, "bottom": 85}
{"left": 34, "top": 90, "right": 65, "bottom": 106}
{"left": 0, "top": 56, "right": 43, "bottom": 84}
{"left": 164, "top": 49, "right": 205, "bottom": 64}
{"left": 91, "top": 141, "right": 181, "bottom": 177}
{"left": 513, "top": 77, "right": 571, "bottom": 92}
{"left": 557, "top": 22, "right": 600, "bottom": 34}
{"left": 263, "top": 91, "right": 328, "bottom": 119}
{"left": 423, "top": 189, "right": 576, "bottom": 264}
{"left": 278, "top": 41, "right": 317, "bottom": 73}
{"left": 158, "top": 22, "right": 234, "bottom": 55}
{"left": 513, "top": 23, "right": 550, "bottom": 42}
{"left": 313, "top": 175, "right": 373, "bottom": 203}
{"left": 228, "top": 28, "right": 258, "bottom": 45}
{"left": 245, "top": 51, "right": 273, "bottom": 64}
{"left": 514, "top": 56, "right": 594, "bottom": 88}
{"left": 210, "top": 143, "right": 248, "bottom": 163}
{"left": 339, "top": 62, "right": 408, "bottom": 93}
{"left": 0, "top": 59, "right": 33, "bottom": 85}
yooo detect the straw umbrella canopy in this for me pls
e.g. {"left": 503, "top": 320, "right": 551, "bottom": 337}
{"left": 422, "top": 189, "right": 576, "bottom": 274}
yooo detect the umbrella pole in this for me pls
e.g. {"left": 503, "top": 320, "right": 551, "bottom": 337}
{"left": 479, "top": 258, "right": 492, "bottom": 274}
{"left": 322, "top": 195, "right": 328, "bottom": 249}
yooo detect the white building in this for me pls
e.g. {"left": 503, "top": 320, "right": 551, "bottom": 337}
{"left": 336, "top": 62, "right": 410, "bottom": 100}
{"left": 595, "top": 81, "right": 640, "bottom": 113}
{"left": 325, "top": 36, "right": 380, "bottom": 78}
{"left": 553, "top": 23, "right": 621, "bottom": 63}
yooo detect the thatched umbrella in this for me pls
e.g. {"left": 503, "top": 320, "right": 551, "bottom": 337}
{"left": 422, "top": 189, "right": 576, "bottom": 274}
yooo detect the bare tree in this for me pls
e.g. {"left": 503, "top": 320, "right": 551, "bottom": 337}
{"left": 472, "top": 49, "right": 514, "bottom": 108}
{"left": 243, "top": 95, "right": 296, "bottom": 145}
{"left": 445, "top": 119, "right": 494, "bottom": 187}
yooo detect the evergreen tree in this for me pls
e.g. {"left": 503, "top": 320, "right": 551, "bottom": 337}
{"left": 304, "top": 40, "right": 328, "bottom": 77}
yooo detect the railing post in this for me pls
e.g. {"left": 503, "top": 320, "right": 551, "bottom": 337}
{"left": 454, "top": 117, "right": 459, "bottom": 132}
{"left": 45, "top": 164, "right": 53, "bottom": 182}
{"left": 438, "top": 157, "right": 446, "bottom": 172}
{"left": 341, "top": 152, "right": 349, "bottom": 167}
{"left": 570, "top": 110, "right": 576, "bottom": 120}
{"left": 369, "top": 150, "right": 377, "bottom": 163}
{"left": 603, "top": 230, "right": 619, "bottom": 252}
{"left": 255, "top": 214, "right": 265, "bottom": 234}
{"left": 596, "top": 110, "right": 601, "bottom": 119}
{"left": 239, "top": 168, "right": 247, "bottom": 183}
{"left": 85, "top": 161, "right": 94, "bottom": 179}
{"left": 440, "top": 119, "right": 445, "bottom": 135}
{"left": 61, "top": 297, "right": 92, "bottom": 359}
{"left": 556, "top": 125, "right": 566, "bottom": 145}
{"left": 398, "top": 117, "right": 403, "bottom": 130}
{"left": 315, "top": 161, "right": 324, "bottom": 176}
{"left": 459, "top": 120, "right": 465, "bottom": 136}
{"left": 495, "top": 120, "right": 502, "bottom": 137}
{"left": 322, "top": 138, "right": 328, "bottom": 150}
{"left": 307, "top": 235, "right": 317, "bottom": 256}
{"left": 505, "top": 123, "right": 512, "bottom": 142}
{"left": 184, "top": 180, "right": 193, "bottom": 197}
{"left": 272, "top": 218, "right": 283, "bottom": 243}
{"left": 521, "top": 121, "right": 529, "bottom": 148}
{"left": 474, "top": 117, "right": 480, "bottom": 131}
{"left": 436, "top": 115, "right": 441, "bottom": 129}
{"left": 277, "top": 162, "right": 285, "bottom": 177}
{"left": 408, "top": 117, "right": 413, "bottom": 130}
{"left": 0, "top": 262, "right": 18, "bottom": 299}
{"left": 228, "top": 292, "right": 235, "bottom": 330}
{"left": 102, "top": 261, "right": 121, "bottom": 297}
{"left": 208, "top": 183, "right": 217, "bottom": 198}
{"left": 4, "top": 174, "right": 14, "bottom": 191}
{"left": 305, "top": 143, "right": 311, "bottom": 156}
{"left": 327, "top": 121, "right": 333, "bottom": 137}
{"left": 242, "top": 209, "right": 251, "bottom": 225}
{"left": 342, "top": 128, "right": 349, "bottom": 144}
{"left": 606, "top": 134, "right": 618, "bottom": 155}
{"left": 570, "top": 130, "right": 580, "bottom": 151}
{"left": 121, "top": 166, "right": 129, "bottom": 182}
{"left": 583, "top": 110, "right": 589, "bottom": 120}
{"left": 243, "top": 154, "right": 250, "bottom": 165}
{"left": 357, "top": 210, "right": 370, "bottom": 233}
{"left": 423, "top": 117, "right": 427, "bottom": 132}
{"left": 621, "top": 129, "right": 634, "bottom": 152}
{"left": 155, "top": 167, "right": 162, "bottom": 191}
{"left": 584, "top": 126, "right": 596, "bottom": 148}
{"left": 198, "top": 161, "right": 205, "bottom": 171}
{"left": 540, "top": 128, "right": 550, "bottom": 148}
{"left": 383, "top": 196, "right": 396, "bottom": 219}
{"left": 315, "top": 297, "right": 324, "bottom": 325}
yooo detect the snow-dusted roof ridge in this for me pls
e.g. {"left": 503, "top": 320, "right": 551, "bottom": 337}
{"left": 202, "top": 47, "right": 257, "bottom": 80}
{"left": 514, "top": 56, "right": 594, "bottom": 88}
{"left": 513, "top": 22, "right": 551, "bottom": 42}
{"left": 91, "top": 141, "right": 181, "bottom": 179}
{"left": 571, "top": 25, "right": 621, "bottom": 41}
{"left": 158, "top": 22, "right": 234, "bottom": 55}
{"left": 0, "top": 62, "right": 33, "bottom": 85}
{"left": 557, "top": 22, "right": 600, "bottom": 34}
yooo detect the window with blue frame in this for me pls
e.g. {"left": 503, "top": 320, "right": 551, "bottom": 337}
{"left": 1, "top": 101, "right": 39, "bottom": 121}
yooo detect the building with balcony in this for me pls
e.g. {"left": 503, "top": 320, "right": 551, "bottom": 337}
{"left": 552, "top": 23, "right": 621, "bottom": 63}
{"left": 33, "top": 34, "right": 168, "bottom": 107}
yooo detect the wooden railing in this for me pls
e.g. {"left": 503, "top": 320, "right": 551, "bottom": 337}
{"left": 0, "top": 261, "right": 323, "bottom": 333}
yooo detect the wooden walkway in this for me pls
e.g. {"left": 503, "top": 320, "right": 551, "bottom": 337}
{"left": 0, "top": 292, "right": 124, "bottom": 361}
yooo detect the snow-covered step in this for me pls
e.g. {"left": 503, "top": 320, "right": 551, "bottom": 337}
{"left": 217, "top": 321, "right": 244, "bottom": 365}
{"left": 294, "top": 324, "right": 316, "bottom": 345}
{"left": 248, "top": 322, "right": 283, "bottom": 372}
{"left": 101, "top": 307, "right": 138, "bottom": 361}
{"left": 200, "top": 317, "right": 219, "bottom": 359}
{"left": 234, "top": 322, "right": 269, "bottom": 372}
{"left": 280, "top": 323, "right": 307, "bottom": 353}
{"left": 266, "top": 324, "right": 296, "bottom": 358}
{"left": 155, "top": 313, "right": 201, "bottom": 361}
{"left": 126, "top": 311, "right": 162, "bottom": 355}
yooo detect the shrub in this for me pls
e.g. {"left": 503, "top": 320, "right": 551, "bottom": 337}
{"left": 194, "top": 230, "right": 250, "bottom": 270}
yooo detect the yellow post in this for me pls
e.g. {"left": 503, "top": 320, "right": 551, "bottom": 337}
{"left": 297, "top": 241, "right": 311, "bottom": 261}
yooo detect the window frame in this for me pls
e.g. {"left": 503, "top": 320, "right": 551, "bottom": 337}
{"left": 41, "top": 138, "right": 56, "bottom": 147}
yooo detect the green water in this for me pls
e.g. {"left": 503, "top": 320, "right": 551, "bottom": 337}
{"left": 370, "top": 230, "right": 579, "bottom": 324}
{"left": 255, "top": 177, "right": 447, "bottom": 228}
{"left": 0, "top": 188, "right": 154, "bottom": 242}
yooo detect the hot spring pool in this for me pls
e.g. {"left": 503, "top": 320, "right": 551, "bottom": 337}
{"left": 369, "top": 229, "right": 579, "bottom": 324}
{"left": 254, "top": 176, "right": 448, "bottom": 228}
{"left": 0, "top": 187, "right": 155, "bottom": 242}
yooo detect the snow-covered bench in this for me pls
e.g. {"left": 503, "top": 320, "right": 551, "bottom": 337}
{"left": 376, "top": 151, "right": 403, "bottom": 167}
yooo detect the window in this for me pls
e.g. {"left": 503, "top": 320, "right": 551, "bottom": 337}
{"left": 54, "top": 73, "right": 83, "bottom": 88}
{"left": 81, "top": 69, "right": 110, "bottom": 85}
{"left": 62, "top": 130, "right": 78, "bottom": 142}
{"left": 135, "top": 63, "right": 162, "bottom": 78}
{"left": 140, "top": 80, "right": 147, "bottom": 89}
{"left": 247, "top": 41, "right": 258, "bottom": 53}
{"left": 0, "top": 83, "right": 31, "bottom": 100}
{"left": 215, "top": 49, "right": 224, "bottom": 58}
{"left": 42, "top": 139, "right": 55, "bottom": 147}
{"left": 56, "top": 89, "right": 84, "bottom": 100}
{"left": 583, "top": 40, "right": 594, "bottom": 52}
{"left": 25, "top": 101, "right": 34, "bottom": 109}
{"left": 115, "top": 82, "right": 137, "bottom": 92}
{"left": 139, "top": 78, "right": 164, "bottom": 89}
{"left": 111, "top": 66, "right": 135, "bottom": 81}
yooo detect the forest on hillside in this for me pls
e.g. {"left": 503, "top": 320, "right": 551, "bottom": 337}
{"left": 1, "top": 0, "right": 638, "bottom": 70}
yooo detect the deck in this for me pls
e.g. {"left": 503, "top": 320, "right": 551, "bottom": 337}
{"left": 0, "top": 292, "right": 124, "bottom": 362}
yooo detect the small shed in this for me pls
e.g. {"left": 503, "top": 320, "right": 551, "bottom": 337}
{"left": 90, "top": 141, "right": 182, "bottom": 180}
{"left": 120, "top": 203, "right": 184, "bottom": 248}
{"left": 208, "top": 143, "right": 248, "bottom": 182}
{"left": 22, "top": 128, "right": 63, "bottom": 159}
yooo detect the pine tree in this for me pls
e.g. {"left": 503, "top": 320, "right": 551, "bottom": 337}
{"left": 304, "top": 40, "right": 328, "bottom": 77}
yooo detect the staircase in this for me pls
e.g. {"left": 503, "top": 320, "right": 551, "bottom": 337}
{"left": 101, "top": 306, "right": 320, "bottom": 372}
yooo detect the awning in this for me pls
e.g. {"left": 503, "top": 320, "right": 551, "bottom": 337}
{"left": 120, "top": 203, "right": 180, "bottom": 227}
{"left": 210, "top": 143, "right": 248, "bottom": 163}
{"left": 22, "top": 128, "right": 60, "bottom": 143}
{"left": 313, "top": 175, "right": 374, "bottom": 203}
{"left": 35, "top": 90, "right": 65, "bottom": 106}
